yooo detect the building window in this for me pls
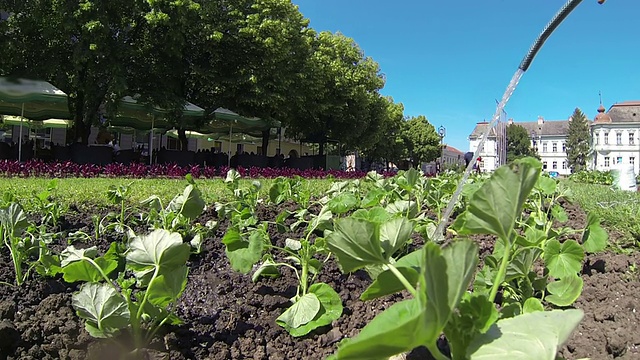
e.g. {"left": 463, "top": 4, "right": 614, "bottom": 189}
{"left": 543, "top": 161, "right": 548, "bottom": 170}
{"left": 562, "top": 161, "right": 567, "bottom": 170}
{"left": 543, "top": 143, "right": 547, "bottom": 153}
{"left": 616, "top": 133, "right": 622, "bottom": 145}
{"left": 562, "top": 143, "right": 566, "bottom": 153}
{"left": 631, "top": 157, "right": 635, "bottom": 166}
{"left": 595, "top": 132, "right": 599, "bottom": 145}
{"left": 604, "top": 132, "right": 609, "bottom": 145}
{"left": 552, "top": 143, "right": 557, "bottom": 152}
{"left": 630, "top": 133, "right": 635, "bottom": 145}
{"left": 617, "top": 156, "right": 623, "bottom": 165}
{"left": 604, "top": 156, "right": 610, "bottom": 167}
{"left": 552, "top": 161, "right": 557, "bottom": 169}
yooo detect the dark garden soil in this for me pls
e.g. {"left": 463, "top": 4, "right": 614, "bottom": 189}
{"left": 0, "top": 199, "right": 639, "bottom": 359}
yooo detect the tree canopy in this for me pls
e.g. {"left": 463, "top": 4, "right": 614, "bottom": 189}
{"left": 566, "top": 108, "right": 591, "bottom": 172}
{"left": 401, "top": 115, "right": 441, "bottom": 167}
{"left": 0, "top": 0, "right": 416, "bottom": 158}
{"left": 506, "top": 124, "right": 536, "bottom": 163}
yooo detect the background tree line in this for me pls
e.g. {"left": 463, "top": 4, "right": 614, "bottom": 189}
{"left": 0, "top": 0, "right": 441, "bottom": 166}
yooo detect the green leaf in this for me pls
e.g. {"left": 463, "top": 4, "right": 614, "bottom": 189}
{"left": 326, "top": 193, "right": 360, "bottom": 215}
{"left": 545, "top": 274, "right": 583, "bottom": 307}
{"left": 544, "top": 239, "right": 584, "bottom": 279}
{"left": 351, "top": 207, "right": 390, "bottom": 224}
{"left": 223, "top": 229, "right": 264, "bottom": 274}
{"left": 423, "top": 240, "right": 479, "bottom": 343}
{"left": 444, "top": 293, "right": 499, "bottom": 360}
{"left": 167, "top": 184, "right": 205, "bottom": 220}
{"left": 536, "top": 176, "right": 557, "bottom": 195}
{"left": 361, "top": 266, "right": 419, "bottom": 301}
{"left": 360, "top": 248, "right": 423, "bottom": 301}
{"left": 385, "top": 200, "right": 417, "bottom": 218}
{"left": 126, "top": 229, "right": 190, "bottom": 283}
{"left": 360, "top": 188, "right": 386, "bottom": 208}
{"left": 252, "top": 258, "right": 280, "bottom": 282}
{"left": 331, "top": 298, "right": 428, "bottom": 360}
{"left": 276, "top": 293, "right": 321, "bottom": 329}
{"left": 287, "top": 283, "right": 343, "bottom": 337}
{"left": 453, "top": 158, "right": 541, "bottom": 240}
{"left": 551, "top": 205, "right": 568, "bottom": 223}
{"left": 309, "top": 206, "right": 334, "bottom": 232}
{"left": 505, "top": 247, "right": 542, "bottom": 282}
{"left": 0, "top": 202, "right": 29, "bottom": 235}
{"left": 62, "top": 257, "right": 118, "bottom": 283}
{"left": 522, "top": 298, "right": 544, "bottom": 313}
{"left": 379, "top": 217, "right": 413, "bottom": 258}
{"left": 147, "top": 265, "right": 188, "bottom": 307}
{"left": 60, "top": 246, "right": 98, "bottom": 267}
{"left": 72, "top": 283, "right": 130, "bottom": 338}
{"left": 326, "top": 218, "right": 385, "bottom": 272}
{"left": 467, "top": 309, "right": 584, "bottom": 360}
{"left": 581, "top": 213, "right": 608, "bottom": 253}
{"left": 521, "top": 227, "right": 546, "bottom": 246}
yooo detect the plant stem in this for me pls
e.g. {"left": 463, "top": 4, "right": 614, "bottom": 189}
{"left": 387, "top": 263, "right": 417, "bottom": 298}
{"left": 489, "top": 233, "right": 514, "bottom": 303}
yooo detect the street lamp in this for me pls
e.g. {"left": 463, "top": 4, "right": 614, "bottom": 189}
{"left": 438, "top": 125, "right": 446, "bottom": 169}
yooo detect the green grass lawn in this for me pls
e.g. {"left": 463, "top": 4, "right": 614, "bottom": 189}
{"left": 563, "top": 181, "right": 640, "bottom": 248}
{"left": 0, "top": 177, "right": 336, "bottom": 211}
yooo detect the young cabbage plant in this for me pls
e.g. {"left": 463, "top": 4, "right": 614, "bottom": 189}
{"left": 461, "top": 166, "right": 608, "bottom": 311}
{"left": 102, "top": 182, "right": 135, "bottom": 234}
{"left": 62, "top": 229, "right": 190, "bottom": 354}
{"left": 223, "top": 204, "right": 342, "bottom": 337}
{"left": 268, "top": 176, "right": 312, "bottom": 208}
{"left": 329, "top": 158, "right": 585, "bottom": 360}
{"left": 215, "top": 169, "right": 262, "bottom": 231}
{"left": 140, "top": 174, "right": 209, "bottom": 251}
{"left": 0, "top": 202, "right": 35, "bottom": 285}
{"left": 31, "top": 179, "right": 66, "bottom": 229}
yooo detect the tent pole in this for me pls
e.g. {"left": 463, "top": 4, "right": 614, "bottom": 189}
{"left": 228, "top": 125, "right": 232, "bottom": 167}
{"left": 18, "top": 103, "right": 24, "bottom": 162}
{"left": 149, "top": 117, "right": 154, "bottom": 165}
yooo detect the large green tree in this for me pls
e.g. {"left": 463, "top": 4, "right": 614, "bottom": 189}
{"left": 566, "top": 107, "right": 591, "bottom": 172}
{"left": 287, "top": 31, "right": 385, "bottom": 155}
{"left": 401, "top": 115, "right": 441, "bottom": 167}
{"left": 506, "top": 124, "right": 536, "bottom": 162}
{"left": 0, "top": 0, "right": 203, "bottom": 145}
{"left": 186, "top": 0, "right": 313, "bottom": 154}
{"left": 361, "top": 96, "right": 406, "bottom": 167}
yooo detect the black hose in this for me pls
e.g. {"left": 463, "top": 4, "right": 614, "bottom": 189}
{"left": 519, "top": 0, "right": 584, "bottom": 71}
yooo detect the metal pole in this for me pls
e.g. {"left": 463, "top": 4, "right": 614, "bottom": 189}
{"left": 228, "top": 125, "right": 232, "bottom": 167}
{"left": 18, "top": 103, "right": 24, "bottom": 162}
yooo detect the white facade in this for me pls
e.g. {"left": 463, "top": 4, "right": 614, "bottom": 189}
{"left": 469, "top": 136, "right": 499, "bottom": 172}
{"left": 532, "top": 134, "right": 570, "bottom": 175}
{"left": 590, "top": 102, "right": 640, "bottom": 175}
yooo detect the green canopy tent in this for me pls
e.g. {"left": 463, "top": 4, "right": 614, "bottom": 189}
{"left": 108, "top": 96, "right": 205, "bottom": 164}
{"left": 0, "top": 77, "right": 71, "bottom": 161}
{"left": 202, "top": 107, "right": 281, "bottom": 165}
{"left": 1, "top": 116, "right": 72, "bottom": 158}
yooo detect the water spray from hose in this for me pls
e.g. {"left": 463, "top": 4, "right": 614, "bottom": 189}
{"left": 436, "top": 0, "right": 607, "bottom": 243}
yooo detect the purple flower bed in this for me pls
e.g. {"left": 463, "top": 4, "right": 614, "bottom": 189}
{"left": 0, "top": 160, "right": 384, "bottom": 179}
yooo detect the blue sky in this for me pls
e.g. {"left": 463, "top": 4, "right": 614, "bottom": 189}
{"left": 292, "top": 0, "right": 640, "bottom": 152}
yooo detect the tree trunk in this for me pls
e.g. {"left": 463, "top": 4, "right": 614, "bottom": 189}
{"left": 178, "top": 128, "right": 188, "bottom": 151}
{"left": 261, "top": 130, "right": 270, "bottom": 156}
{"left": 74, "top": 90, "right": 88, "bottom": 144}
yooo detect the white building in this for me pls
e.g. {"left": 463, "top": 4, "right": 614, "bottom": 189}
{"left": 517, "top": 116, "right": 571, "bottom": 176}
{"left": 468, "top": 101, "right": 640, "bottom": 175}
{"left": 591, "top": 101, "right": 640, "bottom": 174}
{"left": 469, "top": 116, "right": 570, "bottom": 175}
{"left": 468, "top": 121, "right": 507, "bottom": 173}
